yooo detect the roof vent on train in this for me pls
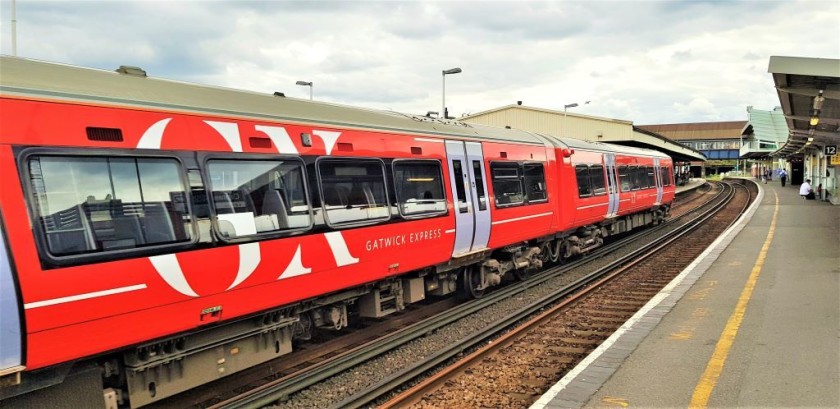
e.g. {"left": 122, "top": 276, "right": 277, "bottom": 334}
{"left": 115, "top": 65, "right": 147, "bottom": 77}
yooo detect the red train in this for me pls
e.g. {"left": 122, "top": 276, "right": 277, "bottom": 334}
{"left": 0, "top": 56, "right": 673, "bottom": 407}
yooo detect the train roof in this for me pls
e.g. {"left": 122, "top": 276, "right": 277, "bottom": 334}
{"left": 0, "top": 56, "right": 545, "bottom": 146}
{"left": 539, "top": 133, "right": 670, "bottom": 159}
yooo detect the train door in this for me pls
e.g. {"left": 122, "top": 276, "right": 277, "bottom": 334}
{"left": 654, "top": 158, "right": 663, "bottom": 204}
{"left": 0, "top": 221, "right": 23, "bottom": 378}
{"left": 605, "top": 153, "right": 619, "bottom": 217}
{"left": 445, "top": 140, "right": 491, "bottom": 256}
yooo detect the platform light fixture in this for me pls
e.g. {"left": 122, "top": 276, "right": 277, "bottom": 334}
{"left": 563, "top": 100, "right": 590, "bottom": 137}
{"left": 442, "top": 67, "right": 462, "bottom": 118}
{"left": 813, "top": 93, "right": 825, "bottom": 110}
{"left": 296, "top": 81, "right": 313, "bottom": 100}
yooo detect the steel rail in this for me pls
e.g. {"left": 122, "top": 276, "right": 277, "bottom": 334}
{"left": 208, "top": 182, "right": 729, "bottom": 409}
{"left": 335, "top": 183, "right": 738, "bottom": 409}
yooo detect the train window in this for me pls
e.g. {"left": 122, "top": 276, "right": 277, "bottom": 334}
{"left": 451, "top": 160, "right": 469, "bottom": 213}
{"left": 639, "top": 167, "right": 649, "bottom": 189}
{"left": 207, "top": 159, "right": 310, "bottom": 238}
{"left": 524, "top": 163, "right": 547, "bottom": 202}
{"left": 589, "top": 165, "right": 606, "bottom": 195}
{"left": 472, "top": 161, "right": 487, "bottom": 211}
{"left": 393, "top": 160, "right": 447, "bottom": 217}
{"left": 491, "top": 163, "right": 523, "bottom": 206}
{"left": 576, "top": 165, "right": 592, "bottom": 197}
{"left": 618, "top": 166, "right": 631, "bottom": 192}
{"left": 660, "top": 167, "right": 672, "bottom": 186}
{"left": 646, "top": 167, "right": 656, "bottom": 188}
{"left": 318, "top": 159, "right": 390, "bottom": 226}
{"left": 630, "top": 166, "right": 642, "bottom": 190}
{"left": 28, "top": 155, "right": 191, "bottom": 257}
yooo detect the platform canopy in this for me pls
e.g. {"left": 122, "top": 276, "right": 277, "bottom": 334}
{"left": 768, "top": 56, "right": 840, "bottom": 157}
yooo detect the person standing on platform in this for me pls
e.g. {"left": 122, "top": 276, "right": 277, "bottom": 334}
{"left": 780, "top": 169, "right": 788, "bottom": 187}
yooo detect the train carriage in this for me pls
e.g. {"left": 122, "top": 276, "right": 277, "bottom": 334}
{"left": 0, "top": 56, "right": 672, "bottom": 408}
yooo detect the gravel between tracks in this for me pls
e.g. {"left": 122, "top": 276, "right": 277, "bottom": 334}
{"left": 268, "top": 200, "right": 704, "bottom": 409}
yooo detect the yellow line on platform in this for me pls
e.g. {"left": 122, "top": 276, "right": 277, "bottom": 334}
{"left": 689, "top": 190, "right": 779, "bottom": 408}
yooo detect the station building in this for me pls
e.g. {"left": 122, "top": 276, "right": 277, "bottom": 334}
{"left": 459, "top": 103, "right": 706, "bottom": 183}
{"left": 635, "top": 121, "right": 745, "bottom": 177}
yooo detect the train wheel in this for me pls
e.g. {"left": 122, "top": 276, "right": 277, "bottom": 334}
{"left": 539, "top": 241, "right": 552, "bottom": 265}
{"left": 550, "top": 240, "right": 562, "bottom": 263}
{"left": 462, "top": 265, "right": 485, "bottom": 299}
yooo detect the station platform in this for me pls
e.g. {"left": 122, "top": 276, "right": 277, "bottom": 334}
{"left": 675, "top": 177, "right": 706, "bottom": 195}
{"left": 532, "top": 178, "right": 839, "bottom": 408}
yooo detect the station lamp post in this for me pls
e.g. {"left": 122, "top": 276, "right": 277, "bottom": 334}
{"left": 296, "top": 81, "right": 313, "bottom": 100}
{"left": 442, "top": 67, "right": 462, "bottom": 119}
{"left": 563, "top": 101, "right": 589, "bottom": 137}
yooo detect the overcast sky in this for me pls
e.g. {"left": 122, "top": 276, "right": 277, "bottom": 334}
{"left": 2, "top": 0, "right": 838, "bottom": 124}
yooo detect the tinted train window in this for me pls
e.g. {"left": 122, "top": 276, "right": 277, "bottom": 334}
{"left": 524, "top": 163, "right": 547, "bottom": 202}
{"left": 28, "top": 156, "right": 191, "bottom": 256}
{"left": 647, "top": 167, "right": 656, "bottom": 188}
{"left": 630, "top": 166, "right": 642, "bottom": 190}
{"left": 451, "top": 160, "right": 469, "bottom": 213}
{"left": 318, "top": 159, "right": 389, "bottom": 226}
{"left": 207, "top": 159, "right": 310, "bottom": 238}
{"left": 660, "top": 167, "right": 672, "bottom": 186}
{"left": 472, "top": 161, "right": 488, "bottom": 211}
{"left": 618, "top": 166, "right": 631, "bottom": 192}
{"left": 491, "top": 163, "right": 523, "bottom": 206}
{"left": 393, "top": 160, "right": 446, "bottom": 217}
{"left": 589, "top": 166, "right": 606, "bottom": 195}
{"left": 576, "top": 165, "right": 592, "bottom": 197}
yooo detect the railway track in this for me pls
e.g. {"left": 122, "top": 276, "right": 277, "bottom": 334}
{"left": 152, "top": 180, "right": 739, "bottom": 409}
{"left": 376, "top": 180, "right": 752, "bottom": 408}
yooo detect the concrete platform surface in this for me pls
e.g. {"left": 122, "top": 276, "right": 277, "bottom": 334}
{"left": 532, "top": 178, "right": 839, "bottom": 408}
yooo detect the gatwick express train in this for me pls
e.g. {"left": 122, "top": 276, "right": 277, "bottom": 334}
{"left": 0, "top": 56, "right": 674, "bottom": 407}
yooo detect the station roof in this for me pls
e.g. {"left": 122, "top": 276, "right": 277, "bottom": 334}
{"left": 636, "top": 121, "right": 747, "bottom": 141}
{"left": 625, "top": 127, "right": 706, "bottom": 163}
{"left": 740, "top": 107, "right": 788, "bottom": 159}
{"left": 768, "top": 56, "right": 840, "bottom": 157}
{"left": 460, "top": 104, "right": 705, "bottom": 163}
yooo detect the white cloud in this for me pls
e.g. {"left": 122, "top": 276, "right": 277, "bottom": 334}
{"left": 1, "top": 0, "right": 838, "bottom": 124}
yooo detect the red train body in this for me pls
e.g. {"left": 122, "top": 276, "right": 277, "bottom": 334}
{"left": 0, "top": 57, "right": 673, "bottom": 407}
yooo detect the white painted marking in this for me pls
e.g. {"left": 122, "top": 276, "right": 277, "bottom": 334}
{"left": 414, "top": 137, "right": 445, "bottom": 143}
{"left": 227, "top": 243, "right": 261, "bottom": 290}
{"left": 445, "top": 229, "right": 456, "bottom": 234}
{"left": 577, "top": 203, "right": 608, "bottom": 210}
{"left": 324, "top": 231, "right": 359, "bottom": 266}
{"left": 491, "top": 212, "right": 553, "bottom": 225}
{"left": 204, "top": 121, "right": 243, "bottom": 152}
{"left": 136, "top": 118, "right": 172, "bottom": 149}
{"left": 278, "top": 245, "right": 312, "bottom": 280}
{"left": 530, "top": 181, "right": 765, "bottom": 409}
{"left": 149, "top": 254, "right": 200, "bottom": 297}
{"left": 24, "top": 284, "right": 147, "bottom": 309}
{"left": 314, "top": 130, "right": 341, "bottom": 155}
{"left": 256, "top": 125, "right": 298, "bottom": 154}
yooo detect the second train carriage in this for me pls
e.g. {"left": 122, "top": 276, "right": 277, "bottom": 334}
{"left": 0, "top": 56, "right": 672, "bottom": 407}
